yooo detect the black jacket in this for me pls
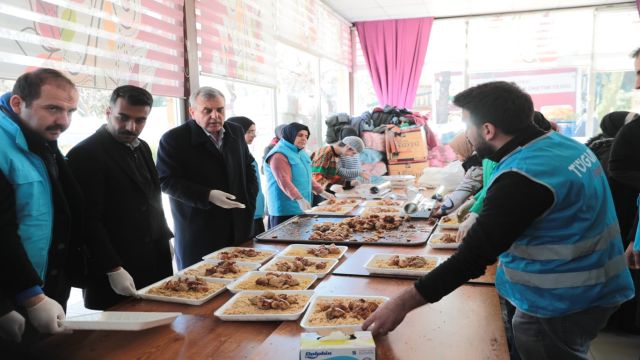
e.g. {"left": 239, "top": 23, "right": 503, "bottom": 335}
{"left": 156, "top": 120, "right": 257, "bottom": 269}
{"left": 0, "top": 108, "right": 86, "bottom": 315}
{"left": 67, "top": 126, "right": 173, "bottom": 310}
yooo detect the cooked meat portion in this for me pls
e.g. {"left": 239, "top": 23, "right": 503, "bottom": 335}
{"left": 204, "top": 261, "right": 240, "bottom": 276}
{"left": 255, "top": 272, "right": 300, "bottom": 289}
{"left": 248, "top": 292, "right": 299, "bottom": 310}
{"left": 306, "top": 244, "right": 342, "bottom": 257}
{"left": 219, "top": 248, "right": 260, "bottom": 260}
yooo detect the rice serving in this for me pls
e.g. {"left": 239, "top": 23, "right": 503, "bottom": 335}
{"left": 223, "top": 293, "right": 311, "bottom": 315}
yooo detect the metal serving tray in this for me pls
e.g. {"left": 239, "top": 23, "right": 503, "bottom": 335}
{"left": 255, "top": 215, "right": 434, "bottom": 246}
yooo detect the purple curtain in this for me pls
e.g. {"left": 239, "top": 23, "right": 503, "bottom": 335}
{"left": 355, "top": 18, "right": 433, "bottom": 109}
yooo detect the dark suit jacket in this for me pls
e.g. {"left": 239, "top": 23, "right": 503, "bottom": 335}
{"left": 67, "top": 126, "right": 173, "bottom": 310}
{"left": 156, "top": 120, "right": 257, "bottom": 269}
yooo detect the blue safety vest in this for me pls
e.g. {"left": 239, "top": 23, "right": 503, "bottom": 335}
{"left": 264, "top": 139, "right": 312, "bottom": 216}
{"left": 252, "top": 160, "right": 265, "bottom": 219}
{"left": 492, "top": 132, "right": 634, "bottom": 317}
{"left": 634, "top": 195, "right": 640, "bottom": 251}
{"left": 0, "top": 110, "right": 53, "bottom": 280}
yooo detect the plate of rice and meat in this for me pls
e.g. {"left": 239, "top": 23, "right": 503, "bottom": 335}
{"left": 214, "top": 290, "right": 314, "bottom": 321}
{"left": 300, "top": 295, "right": 389, "bottom": 333}
{"left": 260, "top": 256, "right": 338, "bottom": 278}
{"left": 428, "top": 232, "right": 460, "bottom": 249}
{"left": 137, "top": 276, "right": 227, "bottom": 305}
{"left": 226, "top": 271, "right": 317, "bottom": 293}
{"left": 280, "top": 244, "right": 348, "bottom": 259}
{"left": 178, "top": 260, "right": 260, "bottom": 282}
{"left": 364, "top": 254, "right": 441, "bottom": 277}
{"left": 202, "top": 247, "right": 277, "bottom": 264}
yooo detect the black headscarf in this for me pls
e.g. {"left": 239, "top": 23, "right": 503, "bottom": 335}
{"left": 600, "top": 111, "right": 633, "bottom": 138}
{"left": 226, "top": 116, "right": 255, "bottom": 134}
{"left": 281, "top": 122, "right": 310, "bottom": 146}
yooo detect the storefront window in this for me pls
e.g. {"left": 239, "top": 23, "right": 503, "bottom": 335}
{"left": 276, "top": 42, "right": 321, "bottom": 151}
{"left": 320, "top": 58, "right": 350, "bottom": 141}
{"left": 199, "top": 75, "right": 276, "bottom": 164}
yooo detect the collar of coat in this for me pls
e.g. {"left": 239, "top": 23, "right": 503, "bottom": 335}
{"left": 188, "top": 119, "right": 241, "bottom": 146}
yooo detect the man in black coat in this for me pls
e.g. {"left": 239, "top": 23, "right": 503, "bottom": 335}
{"left": 157, "top": 87, "right": 258, "bottom": 270}
{"left": 0, "top": 69, "right": 86, "bottom": 346}
{"left": 67, "top": 85, "right": 173, "bottom": 310}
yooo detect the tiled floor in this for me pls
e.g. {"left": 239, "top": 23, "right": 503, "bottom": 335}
{"left": 65, "top": 287, "right": 640, "bottom": 359}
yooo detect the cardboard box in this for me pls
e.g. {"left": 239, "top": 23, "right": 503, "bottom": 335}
{"left": 386, "top": 127, "right": 428, "bottom": 163}
{"left": 387, "top": 161, "right": 429, "bottom": 179}
{"left": 300, "top": 331, "right": 376, "bottom": 360}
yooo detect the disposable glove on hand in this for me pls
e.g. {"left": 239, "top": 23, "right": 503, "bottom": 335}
{"left": 319, "top": 191, "right": 336, "bottom": 200}
{"left": 26, "top": 296, "right": 66, "bottom": 334}
{"left": 456, "top": 212, "right": 478, "bottom": 242}
{"left": 107, "top": 268, "right": 137, "bottom": 296}
{"left": 455, "top": 198, "right": 476, "bottom": 221}
{"left": 296, "top": 198, "right": 311, "bottom": 211}
{"left": 329, "top": 184, "right": 344, "bottom": 193}
{"left": 209, "top": 190, "right": 245, "bottom": 209}
{"left": 0, "top": 311, "right": 25, "bottom": 342}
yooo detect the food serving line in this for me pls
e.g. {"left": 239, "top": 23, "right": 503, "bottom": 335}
{"left": 36, "top": 182, "right": 509, "bottom": 359}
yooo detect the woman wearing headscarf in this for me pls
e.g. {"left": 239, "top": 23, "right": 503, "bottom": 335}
{"left": 226, "top": 116, "right": 266, "bottom": 237}
{"left": 264, "top": 122, "right": 333, "bottom": 228}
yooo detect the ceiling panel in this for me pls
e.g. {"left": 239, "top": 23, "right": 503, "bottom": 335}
{"left": 322, "top": 0, "right": 632, "bottom": 22}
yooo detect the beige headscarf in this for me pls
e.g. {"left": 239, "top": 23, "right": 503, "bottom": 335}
{"left": 448, "top": 132, "right": 474, "bottom": 160}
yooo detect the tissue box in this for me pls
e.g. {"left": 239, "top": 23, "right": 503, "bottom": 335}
{"left": 300, "top": 331, "right": 376, "bottom": 360}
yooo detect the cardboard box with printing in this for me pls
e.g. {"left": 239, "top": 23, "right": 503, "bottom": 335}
{"left": 386, "top": 127, "right": 428, "bottom": 164}
{"left": 388, "top": 161, "right": 429, "bottom": 179}
{"left": 300, "top": 331, "right": 376, "bottom": 360}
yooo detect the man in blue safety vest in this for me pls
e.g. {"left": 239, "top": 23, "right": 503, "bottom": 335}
{"left": 363, "top": 81, "right": 635, "bottom": 360}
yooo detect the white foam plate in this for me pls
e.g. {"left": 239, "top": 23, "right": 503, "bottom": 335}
{"left": 214, "top": 290, "right": 315, "bottom": 321}
{"left": 438, "top": 216, "right": 461, "bottom": 229}
{"left": 136, "top": 275, "right": 227, "bottom": 305}
{"left": 305, "top": 205, "right": 356, "bottom": 216}
{"left": 259, "top": 256, "right": 339, "bottom": 278}
{"left": 62, "top": 311, "right": 181, "bottom": 331}
{"left": 226, "top": 271, "right": 318, "bottom": 294}
{"left": 318, "top": 199, "right": 362, "bottom": 207}
{"left": 360, "top": 200, "right": 405, "bottom": 207}
{"left": 202, "top": 247, "right": 277, "bottom": 264}
{"left": 428, "top": 232, "right": 460, "bottom": 249}
{"left": 280, "top": 244, "right": 348, "bottom": 259}
{"left": 300, "top": 295, "right": 389, "bottom": 333}
{"left": 357, "top": 206, "right": 404, "bottom": 217}
{"left": 177, "top": 260, "right": 261, "bottom": 284}
{"left": 363, "top": 254, "right": 442, "bottom": 277}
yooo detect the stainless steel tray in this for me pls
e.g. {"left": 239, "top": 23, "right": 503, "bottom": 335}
{"left": 255, "top": 215, "right": 435, "bottom": 246}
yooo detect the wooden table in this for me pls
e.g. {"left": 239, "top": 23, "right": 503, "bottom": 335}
{"left": 36, "top": 239, "right": 508, "bottom": 359}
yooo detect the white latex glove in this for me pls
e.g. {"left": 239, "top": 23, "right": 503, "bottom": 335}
{"left": 0, "top": 311, "right": 25, "bottom": 342}
{"left": 26, "top": 296, "right": 66, "bottom": 334}
{"left": 319, "top": 191, "right": 336, "bottom": 200}
{"left": 208, "top": 190, "right": 245, "bottom": 209}
{"left": 350, "top": 179, "right": 361, "bottom": 187}
{"left": 107, "top": 268, "right": 137, "bottom": 296}
{"left": 329, "top": 184, "right": 344, "bottom": 193}
{"left": 296, "top": 198, "right": 311, "bottom": 211}
{"left": 455, "top": 197, "right": 476, "bottom": 220}
{"left": 456, "top": 212, "right": 478, "bottom": 242}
